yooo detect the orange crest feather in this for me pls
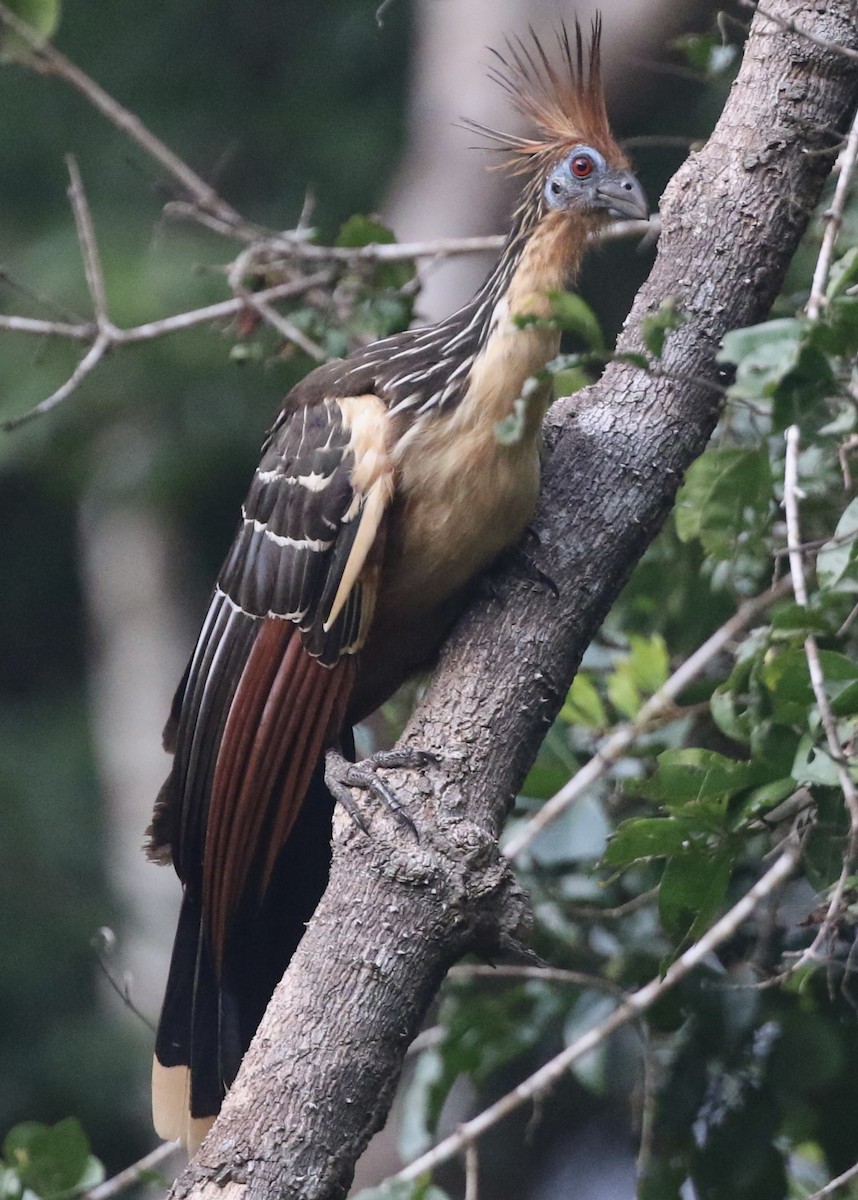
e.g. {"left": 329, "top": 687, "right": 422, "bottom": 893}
{"left": 469, "top": 16, "right": 623, "bottom": 173}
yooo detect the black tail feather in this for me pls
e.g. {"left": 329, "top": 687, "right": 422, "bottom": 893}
{"left": 153, "top": 757, "right": 338, "bottom": 1135}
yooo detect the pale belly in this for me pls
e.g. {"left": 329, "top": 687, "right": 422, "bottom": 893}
{"left": 348, "top": 428, "right": 541, "bottom": 721}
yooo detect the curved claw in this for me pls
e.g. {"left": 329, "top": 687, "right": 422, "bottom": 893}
{"left": 325, "top": 747, "right": 434, "bottom": 839}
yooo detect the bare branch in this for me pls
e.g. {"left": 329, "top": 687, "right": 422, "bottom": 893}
{"left": 5, "top": 329, "right": 112, "bottom": 430}
{"left": 164, "top": 212, "right": 654, "bottom": 265}
{"left": 447, "top": 963, "right": 629, "bottom": 1003}
{"left": 806, "top": 1158, "right": 858, "bottom": 1200}
{"left": 242, "top": 294, "right": 327, "bottom": 361}
{"left": 782, "top": 426, "right": 858, "bottom": 967}
{"left": 85, "top": 1143, "right": 179, "bottom": 1200}
{"left": 0, "top": 314, "right": 94, "bottom": 340}
{"left": 464, "top": 1144, "right": 479, "bottom": 1200}
{"left": 504, "top": 577, "right": 793, "bottom": 861}
{"left": 114, "top": 273, "right": 332, "bottom": 345}
{"left": 0, "top": 1, "right": 250, "bottom": 234}
{"left": 807, "top": 101, "right": 858, "bottom": 318}
{"left": 1, "top": 273, "right": 332, "bottom": 431}
{"left": 65, "top": 155, "right": 110, "bottom": 326}
{"left": 395, "top": 846, "right": 799, "bottom": 1182}
{"left": 227, "top": 245, "right": 327, "bottom": 361}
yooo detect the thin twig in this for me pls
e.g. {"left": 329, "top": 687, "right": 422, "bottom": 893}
{"left": 116, "top": 274, "right": 331, "bottom": 345}
{"left": 447, "top": 963, "right": 629, "bottom": 1003}
{"left": 562, "top": 886, "right": 660, "bottom": 922}
{"left": 0, "top": 279, "right": 329, "bottom": 345}
{"left": 163, "top": 216, "right": 656, "bottom": 264}
{"left": 92, "top": 929, "right": 156, "bottom": 1033}
{"left": 504, "top": 576, "right": 793, "bottom": 860}
{"left": 806, "top": 1159, "right": 858, "bottom": 1200}
{"left": 783, "top": 426, "right": 858, "bottom": 971}
{"left": 0, "top": 314, "right": 94, "bottom": 340}
{"left": 0, "top": 2, "right": 251, "bottom": 234}
{"left": 1, "top": 273, "right": 331, "bottom": 431}
{"left": 807, "top": 104, "right": 858, "bottom": 319}
{"left": 84, "top": 1142, "right": 179, "bottom": 1200}
{"left": 65, "top": 155, "right": 110, "bottom": 326}
{"left": 395, "top": 845, "right": 799, "bottom": 1182}
{"left": 464, "top": 1143, "right": 479, "bottom": 1200}
{"left": 227, "top": 245, "right": 327, "bottom": 361}
{"left": 738, "top": 0, "right": 858, "bottom": 63}
{"left": 6, "top": 329, "right": 113, "bottom": 429}
{"left": 242, "top": 294, "right": 326, "bottom": 361}
{"left": 635, "top": 1031, "right": 658, "bottom": 1183}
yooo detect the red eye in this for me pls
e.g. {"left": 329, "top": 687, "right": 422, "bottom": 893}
{"left": 571, "top": 154, "right": 593, "bottom": 179}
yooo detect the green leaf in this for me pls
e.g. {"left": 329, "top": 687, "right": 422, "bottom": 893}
{"left": 769, "top": 603, "right": 834, "bottom": 636}
{"left": 603, "top": 816, "right": 699, "bottom": 867}
{"left": 817, "top": 496, "right": 858, "bottom": 592}
{"left": 670, "top": 32, "right": 738, "bottom": 76}
{"left": 606, "top": 664, "right": 641, "bottom": 719}
{"left": 636, "top": 748, "right": 772, "bottom": 810}
{"left": 628, "top": 633, "right": 670, "bottom": 693}
{"left": 742, "top": 777, "right": 796, "bottom": 819}
{"left": 749, "top": 721, "right": 800, "bottom": 776}
{"left": 826, "top": 246, "right": 858, "bottom": 300}
{"left": 791, "top": 735, "right": 841, "bottom": 787}
{"left": 335, "top": 214, "right": 396, "bottom": 248}
{"left": 658, "top": 845, "right": 732, "bottom": 942}
{"left": 0, "top": 0, "right": 60, "bottom": 63}
{"left": 762, "top": 648, "right": 858, "bottom": 722}
{"left": 642, "top": 298, "right": 686, "bottom": 358}
{"left": 520, "top": 756, "right": 573, "bottom": 801}
{"left": 670, "top": 31, "right": 717, "bottom": 72}
{"left": 551, "top": 364, "right": 592, "bottom": 396}
{"left": 709, "top": 659, "right": 754, "bottom": 744}
{"left": 717, "top": 319, "right": 804, "bottom": 399}
{"left": 548, "top": 291, "right": 604, "bottom": 349}
{"left": 560, "top": 672, "right": 607, "bottom": 728}
{"left": 2, "top": 1120, "right": 95, "bottom": 1200}
{"left": 674, "top": 447, "right": 771, "bottom": 559}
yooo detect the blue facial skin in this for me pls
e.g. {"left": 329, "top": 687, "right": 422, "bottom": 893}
{"left": 544, "top": 146, "right": 648, "bottom": 221}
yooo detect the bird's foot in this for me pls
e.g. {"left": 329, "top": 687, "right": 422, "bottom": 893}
{"left": 518, "top": 528, "right": 559, "bottom": 599}
{"left": 324, "top": 747, "right": 437, "bottom": 838}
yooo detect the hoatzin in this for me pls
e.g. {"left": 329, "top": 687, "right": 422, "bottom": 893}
{"left": 149, "top": 18, "right": 647, "bottom": 1151}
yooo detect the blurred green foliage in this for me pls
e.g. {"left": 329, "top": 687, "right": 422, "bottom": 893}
{"left": 1, "top": 1118, "right": 103, "bottom": 1200}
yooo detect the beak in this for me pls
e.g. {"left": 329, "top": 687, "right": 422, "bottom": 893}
{"left": 595, "top": 170, "right": 649, "bottom": 221}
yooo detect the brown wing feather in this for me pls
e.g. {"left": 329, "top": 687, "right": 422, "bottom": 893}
{"left": 157, "top": 391, "right": 393, "bottom": 963}
{"left": 206, "top": 620, "right": 356, "bottom": 961}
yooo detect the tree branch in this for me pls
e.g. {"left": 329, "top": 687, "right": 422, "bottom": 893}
{"left": 169, "top": 4, "right": 858, "bottom": 1199}
{"left": 782, "top": 425, "right": 858, "bottom": 971}
{"left": 807, "top": 102, "right": 858, "bottom": 318}
{"left": 85, "top": 1143, "right": 179, "bottom": 1200}
{"left": 1, "top": 273, "right": 332, "bottom": 431}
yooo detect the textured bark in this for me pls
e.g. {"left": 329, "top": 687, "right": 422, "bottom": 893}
{"left": 173, "top": 4, "right": 858, "bottom": 1198}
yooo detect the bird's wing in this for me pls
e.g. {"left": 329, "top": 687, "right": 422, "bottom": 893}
{"left": 160, "top": 392, "right": 394, "bottom": 959}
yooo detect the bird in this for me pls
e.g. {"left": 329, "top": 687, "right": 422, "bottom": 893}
{"left": 148, "top": 17, "right": 647, "bottom": 1153}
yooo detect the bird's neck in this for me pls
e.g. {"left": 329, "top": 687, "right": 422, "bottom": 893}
{"left": 436, "top": 185, "right": 594, "bottom": 440}
{"left": 376, "top": 182, "right": 595, "bottom": 430}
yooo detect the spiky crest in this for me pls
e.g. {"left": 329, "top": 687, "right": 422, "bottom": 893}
{"left": 467, "top": 16, "right": 624, "bottom": 174}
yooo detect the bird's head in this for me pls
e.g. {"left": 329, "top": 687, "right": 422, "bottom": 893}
{"left": 470, "top": 17, "right": 648, "bottom": 226}
{"left": 542, "top": 144, "right": 647, "bottom": 221}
